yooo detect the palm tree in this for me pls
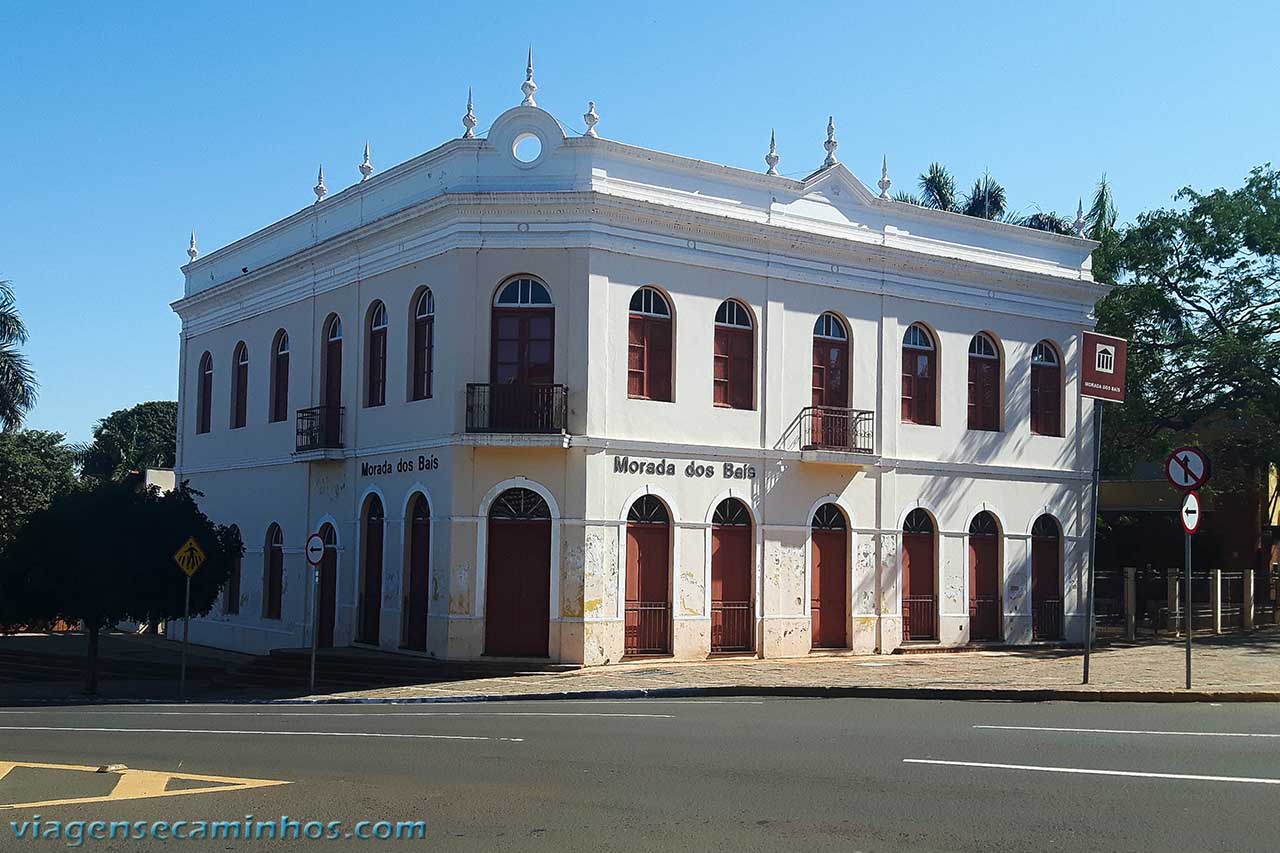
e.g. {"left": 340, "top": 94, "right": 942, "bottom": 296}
{"left": 962, "top": 173, "right": 1008, "bottom": 220}
{"left": 918, "top": 163, "right": 960, "bottom": 211}
{"left": 1020, "top": 211, "right": 1074, "bottom": 235}
{"left": 1086, "top": 174, "right": 1117, "bottom": 240}
{"left": 0, "top": 279, "right": 36, "bottom": 431}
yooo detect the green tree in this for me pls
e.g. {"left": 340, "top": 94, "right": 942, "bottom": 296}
{"left": 76, "top": 401, "right": 177, "bottom": 483}
{"left": 962, "top": 173, "right": 1008, "bottom": 220}
{"left": 918, "top": 162, "right": 960, "bottom": 211}
{"left": 0, "top": 280, "right": 37, "bottom": 431}
{"left": 0, "top": 430, "right": 78, "bottom": 556}
{"left": 0, "top": 482, "right": 241, "bottom": 693}
{"left": 1095, "top": 165, "right": 1280, "bottom": 493}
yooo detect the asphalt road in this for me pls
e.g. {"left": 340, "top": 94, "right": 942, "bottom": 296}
{"left": 0, "top": 698, "right": 1276, "bottom": 851}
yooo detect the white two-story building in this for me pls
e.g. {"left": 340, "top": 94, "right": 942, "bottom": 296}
{"left": 173, "top": 63, "right": 1106, "bottom": 665}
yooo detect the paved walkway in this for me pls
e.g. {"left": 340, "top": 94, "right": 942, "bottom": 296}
{"left": 322, "top": 629, "right": 1280, "bottom": 702}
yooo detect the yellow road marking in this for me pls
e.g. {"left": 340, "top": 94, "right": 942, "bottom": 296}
{"left": 0, "top": 759, "right": 289, "bottom": 811}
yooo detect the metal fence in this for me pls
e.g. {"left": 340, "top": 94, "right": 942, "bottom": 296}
{"left": 624, "top": 601, "right": 671, "bottom": 656}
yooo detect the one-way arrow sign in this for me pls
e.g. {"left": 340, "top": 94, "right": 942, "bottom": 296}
{"left": 1180, "top": 491, "right": 1202, "bottom": 535}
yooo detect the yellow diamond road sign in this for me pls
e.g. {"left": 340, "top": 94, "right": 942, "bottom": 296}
{"left": 173, "top": 537, "right": 206, "bottom": 577}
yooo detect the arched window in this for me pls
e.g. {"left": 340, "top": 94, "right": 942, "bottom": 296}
{"left": 491, "top": 276, "right": 554, "bottom": 387}
{"left": 224, "top": 524, "right": 242, "bottom": 615}
{"left": 366, "top": 302, "right": 388, "bottom": 408}
{"left": 411, "top": 289, "right": 435, "bottom": 401}
{"left": 196, "top": 351, "right": 213, "bottom": 434}
{"left": 628, "top": 494, "right": 670, "bottom": 524}
{"left": 230, "top": 342, "right": 249, "bottom": 429}
{"left": 901, "top": 324, "right": 937, "bottom": 425}
{"left": 358, "top": 495, "right": 385, "bottom": 644}
{"left": 269, "top": 330, "right": 290, "bottom": 423}
{"left": 627, "top": 287, "right": 673, "bottom": 402}
{"left": 967, "top": 333, "right": 1001, "bottom": 431}
{"left": 812, "top": 312, "right": 850, "bottom": 408}
{"left": 263, "top": 523, "right": 283, "bottom": 620}
{"left": 1030, "top": 340, "right": 1062, "bottom": 436}
{"left": 713, "top": 299, "right": 754, "bottom": 410}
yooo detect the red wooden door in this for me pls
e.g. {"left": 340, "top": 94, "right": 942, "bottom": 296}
{"left": 491, "top": 308, "right": 554, "bottom": 429}
{"left": 323, "top": 335, "right": 342, "bottom": 441}
{"left": 359, "top": 507, "right": 384, "bottom": 645}
{"left": 317, "top": 529, "right": 337, "bottom": 649}
{"left": 404, "top": 498, "right": 431, "bottom": 651}
{"left": 485, "top": 518, "right": 552, "bottom": 657}
{"left": 1032, "top": 531, "right": 1062, "bottom": 640}
{"left": 903, "top": 531, "right": 936, "bottom": 640}
{"left": 968, "top": 534, "right": 1001, "bottom": 640}
{"left": 711, "top": 525, "right": 753, "bottom": 652}
{"left": 625, "top": 523, "right": 671, "bottom": 655}
{"left": 811, "top": 529, "right": 848, "bottom": 648}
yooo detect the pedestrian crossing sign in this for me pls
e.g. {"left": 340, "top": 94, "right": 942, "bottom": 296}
{"left": 173, "top": 537, "right": 206, "bottom": 577}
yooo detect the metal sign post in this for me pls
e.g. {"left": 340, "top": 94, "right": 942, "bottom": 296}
{"left": 305, "top": 533, "right": 326, "bottom": 695}
{"left": 172, "top": 537, "right": 207, "bottom": 701}
{"left": 1079, "top": 331, "right": 1128, "bottom": 685}
{"left": 1179, "top": 490, "right": 1202, "bottom": 689}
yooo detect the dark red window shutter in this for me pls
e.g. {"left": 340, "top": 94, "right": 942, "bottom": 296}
{"left": 713, "top": 327, "right": 730, "bottom": 406}
{"left": 728, "top": 328, "right": 753, "bottom": 410}
{"left": 916, "top": 351, "right": 936, "bottom": 425}
{"left": 1031, "top": 364, "right": 1061, "bottom": 436}
{"left": 197, "top": 355, "right": 213, "bottom": 434}
{"left": 367, "top": 328, "right": 387, "bottom": 407}
{"left": 232, "top": 356, "right": 248, "bottom": 429}
{"left": 271, "top": 350, "right": 289, "bottom": 422}
{"left": 225, "top": 554, "right": 241, "bottom": 615}
{"left": 627, "top": 315, "right": 646, "bottom": 398}
{"left": 901, "top": 346, "right": 915, "bottom": 422}
{"left": 967, "top": 357, "right": 998, "bottom": 431}
{"left": 265, "top": 541, "right": 283, "bottom": 620}
{"left": 412, "top": 317, "right": 433, "bottom": 400}
{"left": 647, "top": 319, "right": 672, "bottom": 402}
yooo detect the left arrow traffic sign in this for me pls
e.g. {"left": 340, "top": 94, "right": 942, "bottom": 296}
{"left": 173, "top": 537, "right": 207, "bottom": 577}
{"left": 1180, "top": 491, "right": 1202, "bottom": 535}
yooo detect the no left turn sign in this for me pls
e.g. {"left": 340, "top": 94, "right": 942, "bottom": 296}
{"left": 1165, "top": 446, "right": 1210, "bottom": 491}
{"left": 305, "top": 533, "right": 326, "bottom": 566}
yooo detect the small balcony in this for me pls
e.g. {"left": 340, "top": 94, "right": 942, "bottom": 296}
{"left": 296, "top": 405, "right": 344, "bottom": 454}
{"left": 798, "top": 406, "right": 875, "bottom": 456}
{"left": 466, "top": 383, "right": 568, "bottom": 434}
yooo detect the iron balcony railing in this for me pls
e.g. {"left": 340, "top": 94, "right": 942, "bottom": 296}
{"left": 1032, "top": 598, "right": 1063, "bottom": 641}
{"left": 624, "top": 601, "right": 671, "bottom": 656}
{"left": 903, "top": 595, "right": 938, "bottom": 641}
{"left": 798, "top": 406, "right": 875, "bottom": 453}
{"left": 466, "top": 383, "right": 568, "bottom": 433}
{"left": 296, "top": 405, "right": 344, "bottom": 452}
{"left": 711, "top": 600, "right": 753, "bottom": 653}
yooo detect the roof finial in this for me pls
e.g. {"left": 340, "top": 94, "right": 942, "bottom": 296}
{"left": 822, "top": 116, "right": 839, "bottom": 168}
{"left": 462, "top": 87, "right": 477, "bottom": 138}
{"left": 583, "top": 101, "right": 599, "bottom": 137}
{"left": 359, "top": 142, "right": 374, "bottom": 181}
{"left": 1073, "top": 198, "right": 1086, "bottom": 236}
{"left": 764, "top": 129, "right": 780, "bottom": 176}
{"left": 878, "top": 155, "right": 892, "bottom": 198}
{"left": 314, "top": 165, "right": 327, "bottom": 203}
{"left": 520, "top": 46, "right": 538, "bottom": 107}
{"left": 187, "top": 230, "right": 199, "bottom": 262}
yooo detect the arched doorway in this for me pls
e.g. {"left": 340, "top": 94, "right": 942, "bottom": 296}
{"left": 711, "top": 498, "right": 753, "bottom": 653}
{"left": 357, "top": 496, "right": 384, "bottom": 645}
{"left": 317, "top": 523, "right": 337, "bottom": 649}
{"left": 1032, "top": 515, "right": 1063, "bottom": 640}
{"left": 625, "top": 495, "right": 671, "bottom": 656}
{"left": 491, "top": 277, "right": 555, "bottom": 430}
{"left": 902, "top": 509, "right": 937, "bottom": 641}
{"left": 968, "top": 511, "right": 1001, "bottom": 641}
{"left": 402, "top": 494, "right": 431, "bottom": 652}
{"left": 810, "top": 503, "right": 848, "bottom": 649}
{"left": 485, "top": 487, "right": 552, "bottom": 657}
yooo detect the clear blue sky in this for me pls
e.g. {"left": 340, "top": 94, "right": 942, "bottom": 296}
{"left": 3, "top": 1, "right": 1276, "bottom": 442}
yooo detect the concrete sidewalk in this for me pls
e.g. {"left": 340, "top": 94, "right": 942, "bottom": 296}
{"left": 310, "top": 628, "right": 1280, "bottom": 703}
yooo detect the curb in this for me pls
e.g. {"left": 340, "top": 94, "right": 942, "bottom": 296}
{"left": 262, "top": 686, "right": 1280, "bottom": 705}
{"left": 6, "top": 686, "right": 1280, "bottom": 707}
